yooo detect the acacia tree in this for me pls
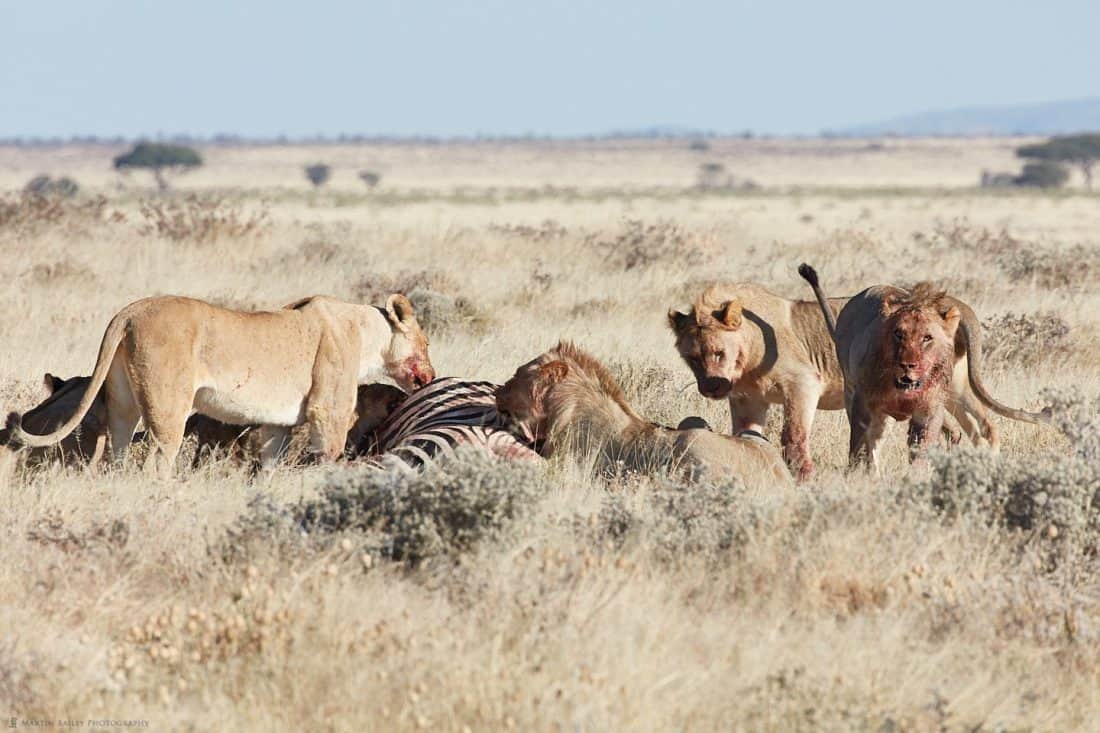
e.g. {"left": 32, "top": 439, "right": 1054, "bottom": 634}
{"left": 305, "top": 164, "right": 331, "bottom": 187}
{"left": 1017, "top": 134, "right": 1100, "bottom": 190}
{"left": 113, "top": 142, "right": 202, "bottom": 191}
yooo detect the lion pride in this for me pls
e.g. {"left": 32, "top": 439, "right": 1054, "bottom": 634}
{"left": 798, "top": 264, "right": 1050, "bottom": 469}
{"left": 7, "top": 294, "right": 434, "bottom": 477}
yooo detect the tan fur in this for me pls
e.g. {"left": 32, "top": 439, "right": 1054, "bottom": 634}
{"left": 3, "top": 376, "right": 410, "bottom": 474}
{"left": 799, "top": 264, "right": 1051, "bottom": 470}
{"left": 7, "top": 295, "right": 434, "bottom": 477}
{"left": 496, "top": 341, "right": 791, "bottom": 487}
{"left": 668, "top": 282, "right": 847, "bottom": 481}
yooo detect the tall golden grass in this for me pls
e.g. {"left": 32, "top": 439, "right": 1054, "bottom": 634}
{"left": 1, "top": 138, "right": 1098, "bottom": 730}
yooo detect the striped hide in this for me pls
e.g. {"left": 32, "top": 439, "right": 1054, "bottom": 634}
{"left": 364, "top": 377, "right": 540, "bottom": 468}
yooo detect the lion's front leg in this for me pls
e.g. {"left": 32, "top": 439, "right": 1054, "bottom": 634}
{"left": 907, "top": 404, "right": 946, "bottom": 465}
{"left": 847, "top": 390, "right": 887, "bottom": 473}
{"left": 781, "top": 383, "right": 821, "bottom": 482}
{"left": 305, "top": 330, "right": 360, "bottom": 462}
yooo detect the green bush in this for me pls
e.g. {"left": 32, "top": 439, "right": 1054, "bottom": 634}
{"left": 114, "top": 142, "right": 202, "bottom": 191}
{"left": 910, "top": 389, "right": 1099, "bottom": 569}
{"left": 25, "top": 175, "right": 79, "bottom": 198}
{"left": 1017, "top": 134, "right": 1100, "bottom": 189}
{"left": 1015, "top": 161, "right": 1069, "bottom": 188}
{"left": 304, "top": 164, "right": 331, "bottom": 187}
{"left": 296, "top": 450, "right": 545, "bottom": 565}
{"left": 358, "top": 170, "right": 381, "bottom": 188}
{"left": 592, "top": 478, "right": 772, "bottom": 564}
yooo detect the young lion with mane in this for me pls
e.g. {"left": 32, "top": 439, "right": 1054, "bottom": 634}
{"left": 496, "top": 341, "right": 791, "bottom": 487}
{"left": 798, "top": 264, "right": 1051, "bottom": 470}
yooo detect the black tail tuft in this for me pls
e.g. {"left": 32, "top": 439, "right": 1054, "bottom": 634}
{"left": 3, "top": 412, "right": 20, "bottom": 444}
{"left": 797, "top": 263, "right": 819, "bottom": 287}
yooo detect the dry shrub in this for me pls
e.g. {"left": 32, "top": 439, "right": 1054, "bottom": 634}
{"left": 734, "top": 667, "right": 945, "bottom": 732}
{"left": 110, "top": 582, "right": 297, "bottom": 700}
{"left": 23, "top": 260, "right": 97, "bottom": 286}
{"left": 234, "top": 451, "right": 545, "bottom": 567}
{"left": 0, "top": 192, "right": 118, "bottom": 240}
{"left": 912, "top": 389, "right": 1099, "bottom": 569}
{"left": 588, "top": 218, "right": 713, "bottom": 271}
{"left": 137, "top": 194, "right": 270, "bottom": 244}
{"left": 354, "top": 269, "right": 461, "bottom": 303}
{"left": 355, "top": 270, "right": 489, "bottom": 336}
{"left": 981, "top": 311, "right": 1072, "bottom": 366}
{"left": 914, "top": 218, "right": 1099, "bottom": 290}
{"left": 592, "top": 479, "right": 770, "bottom": 564}
{"left": 607, "top": 360, "right": 685, "bottom": 426}
{"left": 26, "top": 512, "right": 130, "bottom": 554}
{"left": 297, "top": 451, "right": 543, "bottom": 565}
{"left": 487, "top": 219, "right": 568, "bottom": 242}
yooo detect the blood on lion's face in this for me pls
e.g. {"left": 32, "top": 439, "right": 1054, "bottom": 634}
{"left": 881, "top": 305, "right": 959, "bottom": 395}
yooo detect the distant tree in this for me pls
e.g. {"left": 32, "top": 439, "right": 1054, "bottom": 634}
{"left": 24, "top": 175, "right": 52, "bottom": 195}
{"left": 305, "top": 164, "right": 331, "bottom": 187}
{"left": 113, "top": 142, "right": 202, "bottom": 191}
{"left": 1014, "top": 161, "right": 1070, "bottom": 189}
{"left": 688, "top": 139, "right": 710, "bottom": 152}
{"left": 1016, "top": 134, "right": 1100, "bottom": 190}
{"left": 358, "top": 170, "right": 382, "bottom": 189}
{"left": 25, "top": 175, "right": 79, "bottom": 198}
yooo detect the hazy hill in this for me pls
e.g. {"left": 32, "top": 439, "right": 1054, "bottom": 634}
{"left": 837, "top": 97, "right": 1100, "bottom": 137}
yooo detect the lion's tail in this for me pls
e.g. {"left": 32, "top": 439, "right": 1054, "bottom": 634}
{"left": 7, "top": 312, "right": 129, "bottom": 448}
{"left": 798, "top": 263, "right": 838, "bottom": 340}
{"left": 956, "top": 309, "right": 1052, "bottom": 426}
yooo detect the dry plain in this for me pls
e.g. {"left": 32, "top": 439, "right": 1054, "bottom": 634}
{"left": 1, "top": 137, "right": 1098, "bottom": 731}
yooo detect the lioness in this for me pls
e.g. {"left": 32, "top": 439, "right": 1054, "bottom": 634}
{"left": 496, "top": 341, "right": 791, "bottom": 487}
{"left": 3, "top": 375, "right": 409, "bottom": 474}
{"left": 7, "top": 294, "right": 434, "bottom": 476}
{"left": 798, "top": 264, "right": 1050, "bottom": 469}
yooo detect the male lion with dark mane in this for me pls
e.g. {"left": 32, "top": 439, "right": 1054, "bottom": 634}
{"left": 496, "top": 341, "right": 791, "bottom": 488}
{"left": 798, "top": 264, "right": 1051, "bottom": 469}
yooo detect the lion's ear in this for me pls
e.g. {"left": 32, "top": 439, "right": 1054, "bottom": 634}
{"left": 941, "top": 305, "right": 961, "bottom": 338}
{"left": 538, "top": 361, "right": 569, "bottom": 385}
{"left": 667, "top": 308, "right": 693, "bottom": 333}
{"left": 880, "top": 295, "right": 899, "bottom": 317}
{"left": 385, "top": 294, "right": 416, "bottom": 333}
{"left": 43, "top": 373, "right": 64, "bottom": 395}
{"left": 717, "top": 299, "right": 743, "bottom": 330}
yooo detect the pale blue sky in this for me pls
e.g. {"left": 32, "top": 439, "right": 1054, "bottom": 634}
{"left": 2, "top": 0, "right": 1097, "bottom": 138}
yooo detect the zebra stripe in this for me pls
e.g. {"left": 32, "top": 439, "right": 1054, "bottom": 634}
{"left": 368, "top": 378, "right": 539, "bottom": 468}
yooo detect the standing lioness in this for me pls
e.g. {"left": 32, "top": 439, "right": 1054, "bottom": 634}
{"left": 8, "top": 294, "right": 434, "bottom": 476}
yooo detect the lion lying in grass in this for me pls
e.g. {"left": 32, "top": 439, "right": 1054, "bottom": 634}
{"left": 496, "top": 341, "right": 791, "bottom": 487}
{"left": 7, "top": 294, "right": 433, "bottom": 477}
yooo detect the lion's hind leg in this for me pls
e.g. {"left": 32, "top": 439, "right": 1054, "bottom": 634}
{"left": 105, "top": 360, "right": 141, "bottom": 466}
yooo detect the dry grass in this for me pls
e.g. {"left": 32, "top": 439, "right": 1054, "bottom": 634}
{"left": 1, "top": 138, "right": 1099, "bottom": 730}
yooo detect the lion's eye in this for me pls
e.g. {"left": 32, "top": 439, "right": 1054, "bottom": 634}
{"left": 713, "top": 350, "right": 726, "bottom": 361}
{"left": 893, "top": 329, "right": 904, "bottom": 341}
{"left": 922, "top": 334, "right": 933, "bottom": 343}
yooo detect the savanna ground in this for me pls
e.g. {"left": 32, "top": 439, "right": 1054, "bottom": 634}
{"left": 1, "top": 137, "right": 1098, "bottom": 731}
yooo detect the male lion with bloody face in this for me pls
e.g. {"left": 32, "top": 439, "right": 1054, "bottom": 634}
{"left": 798, "top": 264, "right": 1051, "bottom": 470}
